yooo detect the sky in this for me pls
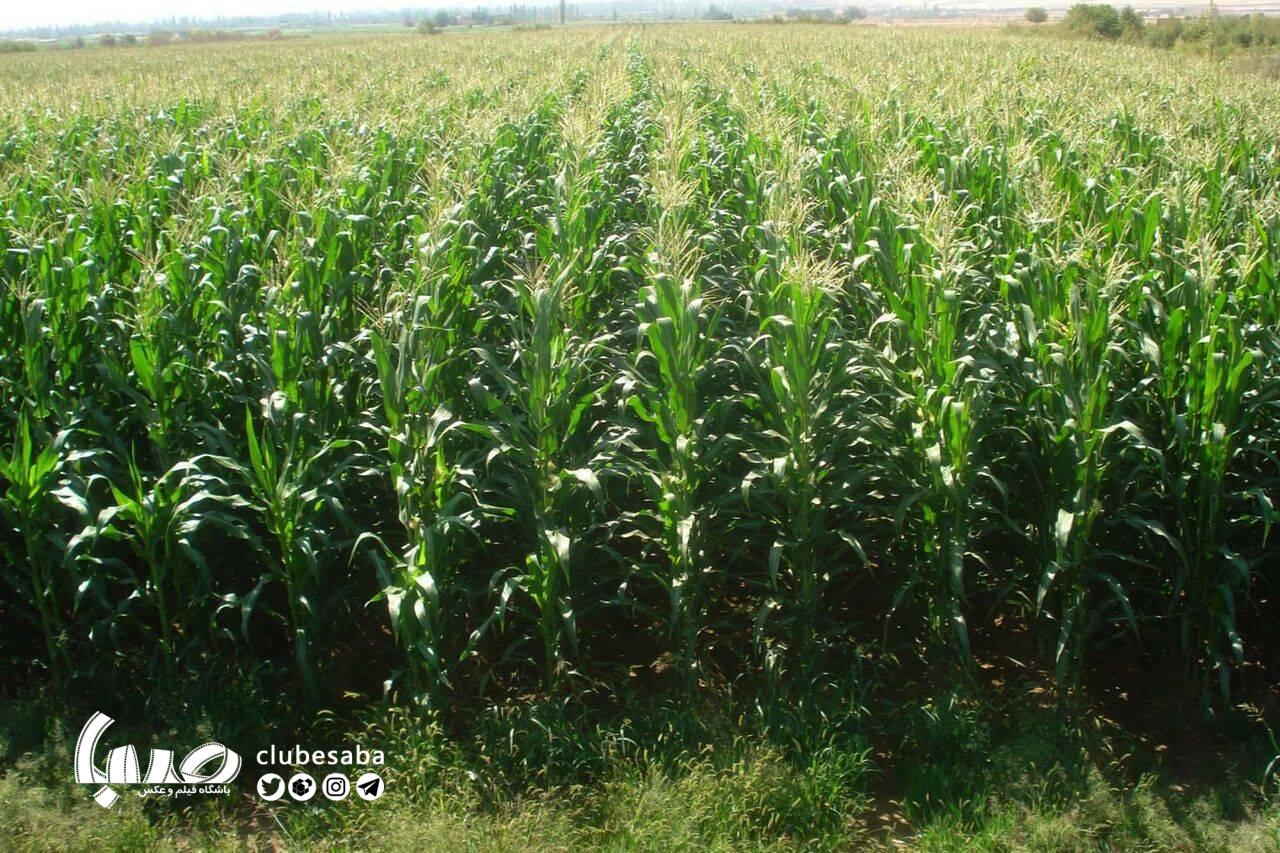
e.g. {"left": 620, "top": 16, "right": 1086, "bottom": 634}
{"left": 0, "top": 0, "right": 455, "bottom": 30}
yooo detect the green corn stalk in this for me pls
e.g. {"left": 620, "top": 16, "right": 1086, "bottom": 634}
{"left": 463, "top": 84, "right": 627, "bottom": 689}
{"left": 79, "top": 453, "right": 249, "bottom": 675}
{"left": 742, "top": 248, "right": 870, "bottom": 673}
{"left": 1138, "top": 233, "right": 1261, "bottom": 701}
{"left": 368, "top": 266, "right": 475, "bottom": 701}
{"left": 624, "top": 88, "right": 724, "bottom": 688}
{"left": 731, "top": 116, "right": 872, "bottom": 676}
{"left": 1007, "top": 248, "right": 1144, "bottom": 689}
{"left": 870, "top": 193, "right": 996, "bottom": 663}
{"left": 469, "top": 260, "right": 609, "bottom": 688}
{"left": 237, "top": 402, "right": 357, "bottom": 700}
{"left": 0, "top": 413, "right": 89, "bottom": 689}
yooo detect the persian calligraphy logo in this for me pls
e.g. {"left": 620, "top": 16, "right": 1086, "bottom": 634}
{"left": 74, "top": 712, "right": 242, "bottom": 808}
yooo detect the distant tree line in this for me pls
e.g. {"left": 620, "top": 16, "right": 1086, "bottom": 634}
{"left": 411, "top": 4, "right": 583, "bottom": 30}
{"left": 1052, "top": 4, "right": 1280, "bottom": 53}
{"left": 1062, "top": 3, "right": 1144, "bottom": 40}
{"left": 1142, "top": 11, "right": 1280, "bottom": 51}
{"left": 743, "top": 7, "right": 867, "bottom": 23}
{"left": 71, "top": 28, "right": 284, "bottom": 50}
{"left": 2, "top": 4, "right": 582, "bottom": 40}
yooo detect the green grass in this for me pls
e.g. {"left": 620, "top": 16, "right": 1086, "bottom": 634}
{"left": 1, "top": 681, "right": 1277, "bottom": 850}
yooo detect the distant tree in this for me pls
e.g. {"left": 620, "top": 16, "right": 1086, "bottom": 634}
{"left": 1119, "top": 5, "right": 1145, "bottom": 38}
{"left": 473, "top": 8, "right": 494, "bottom": 25}
{"left": 146, "top": 29, "right": 176, "bottom": 47}
{"left": 99, "top": 33, "right": 117, "bottom": 47}
{"left": 403, "top": 15, "right": 415, "bottom": 27}
{"left": 120, "top": 33, "right": 138, "bottom": 46}
{"left": 1064, "top": 4, "right": 1123, "bottom": 39}
{"left": 418, "top": 20, "right": 441, "bottom": 34}
{"left": 1143, "top": 16, "right": 1184, "bottom": 48}
{"left": 68, "top": 36, "right": 85, "bottom": 48}
{"left": 433, "top": 10, "right": 457, "bottom": 27}
{"left": 704, "top": 4, "right": 734, "bottom": 20}
{"left": 842, "top": 6, "right": 867, "bottom": 19}
{"left": 1025, "top": 6, "right": 1048, "bottom": 23}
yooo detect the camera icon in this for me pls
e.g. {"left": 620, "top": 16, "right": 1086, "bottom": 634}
{"left": 322, "top": 772, "right": 350, "bottom": 801}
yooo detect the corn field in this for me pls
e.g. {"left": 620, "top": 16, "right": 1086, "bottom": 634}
{"left": 1, "top": 26, "right": 1278, "bottom": 711}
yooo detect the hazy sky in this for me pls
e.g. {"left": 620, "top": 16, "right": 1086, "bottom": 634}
{"left": 1, "top": 0, "right": 455, "bottom": 30}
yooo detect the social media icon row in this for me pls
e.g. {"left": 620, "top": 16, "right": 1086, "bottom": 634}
{"left": 256, "top": 771, "right": 383, "bottom": 802}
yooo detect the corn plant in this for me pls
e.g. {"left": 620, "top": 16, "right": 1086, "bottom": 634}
{"left": 367, "top": 258, "right": 476, "bottom": 701}
{"left": 469, "top": 260, "right": 611, "bottom": 687}
{"left": 742, "top": 249, "right": 873, "bottom": 670}
{"left": 0, "top": 24, "right": 1277, "bottom": 712}
{"left": 1135, "top": 233, "right": 1263, "bottom": 700}
{"left": 77, "top": 453, "right": 250, "bottom": 676}
{"left": 236, "top": 404, "right": 358, "bottom": 699}
{"left": 727, "top": 113, "right": 876, "bottom": 675}
{"left": 1001, "top": 246, "right": 1145, "bottom": 688}
{"left": 622, "top": 87, "right": 730, "bottom": 687}
{"left": 0, "top": 414, "right": 88, "bottom": 688}
{"left": 867, "top": 192, "right": 999, "bottom": 662}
